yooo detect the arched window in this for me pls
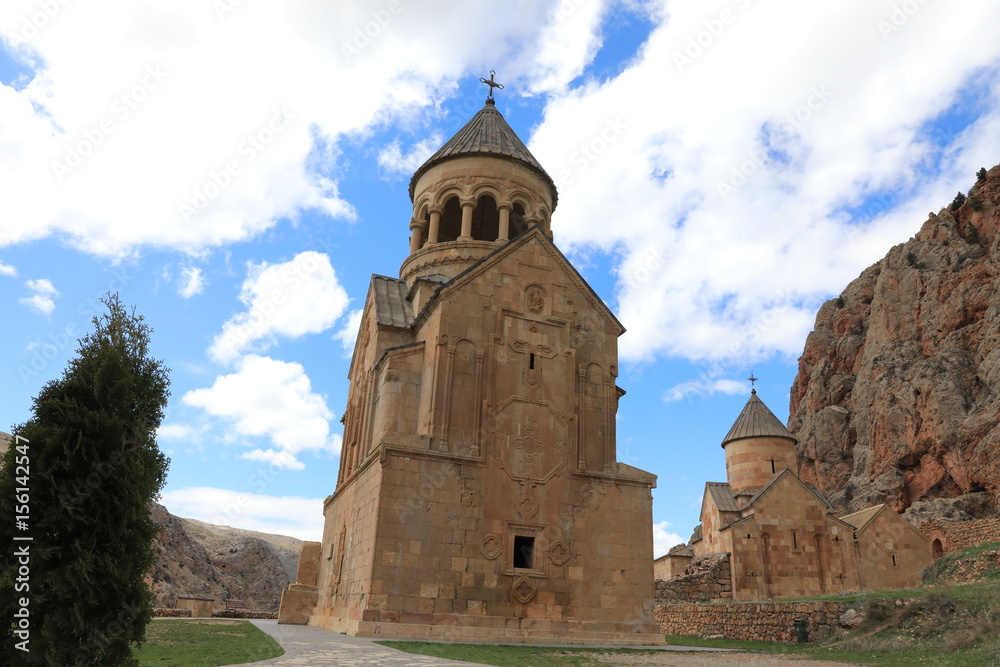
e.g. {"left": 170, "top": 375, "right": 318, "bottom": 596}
{"left": 472, "top": 194, "right": 499, "bottom": 241}
{"left": 438, "top": 196, "right": 462, "bottom": 242}
{"left": 510, "top": 203, "right": 527, "bottom": 238}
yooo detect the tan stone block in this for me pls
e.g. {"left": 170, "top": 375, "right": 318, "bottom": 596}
{"left": 420, "top": 583, "right": 439, "bottom": 598}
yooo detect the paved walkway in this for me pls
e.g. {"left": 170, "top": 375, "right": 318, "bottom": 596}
{"left": 231, "top": 621, "right": 490, "bottom": 666}
{"left": 229, "top": 620, "right": 735, "bottom": 667}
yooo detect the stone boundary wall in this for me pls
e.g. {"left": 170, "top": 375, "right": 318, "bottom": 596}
{"left": 654, "top": 553, "right": 732, "bottom": 603}
{"left": 655, "top": 601, "right": 845, "bottom": 643}
{"left": 213, "top": 610, "right": 279, "bottom": 619}
{"left": 918, "top": 517, "right": 1000, "bottom": 555}
{"left": 152, "top": 608, "right": 192, "bottom": 618}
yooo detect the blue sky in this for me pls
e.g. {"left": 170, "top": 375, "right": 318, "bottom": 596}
{"left": 1, "top": 0, "right": 999, "bottom": 555}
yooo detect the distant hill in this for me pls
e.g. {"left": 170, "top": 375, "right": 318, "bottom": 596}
{"left": 149, "top": 503, "right": 302, "bottom": 612}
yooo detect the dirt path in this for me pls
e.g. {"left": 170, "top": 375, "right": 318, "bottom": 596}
{"left": 591, "top": 651, "right": 859, "bottom": 666}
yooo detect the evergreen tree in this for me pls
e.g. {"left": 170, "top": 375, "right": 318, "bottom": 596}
{"left": 1, "top": 294, "right": 170, "bottom": 666}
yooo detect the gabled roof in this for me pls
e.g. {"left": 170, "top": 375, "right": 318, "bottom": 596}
{"left": 839, "top": 504, "right": 886, "bottom": 532}
{"left": 414, "top": 226, "right": 624, "bottom": 335}
{"left": 721, "top": 390, "right": 796, "bottom": 448}
{"left": 839, "top": 503, "right": 931, "bottom": 542}
{"left": 371, "top": 275, "right": 414, "bottom": 329}
{"left": 668, "top": 544, "right": 694, "bottom": 557}
{"left": 705, "top": 482, "right": 742, "bottom": 513}
{"left": 408, "top": 98, "right": 557, "bottom": 205}
{"left": 743, "top": 468, "right": 833, "bottom": 512}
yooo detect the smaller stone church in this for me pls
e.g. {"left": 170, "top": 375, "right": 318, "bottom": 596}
{"left": 655, "top": 390, "right": 931, "bottom": 600}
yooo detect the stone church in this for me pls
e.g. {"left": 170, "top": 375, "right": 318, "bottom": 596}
{"left": 278, "top": 91, "right": 663, "bottom": 643}
{"left": 655, "top": 389, "right": 932, "bottom": 600}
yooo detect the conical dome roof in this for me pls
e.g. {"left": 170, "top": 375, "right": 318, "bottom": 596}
{"left": 408, "top": 98, "right": 557, "bottom": 205}
{"left": 721, "top": 390, "right": 796, "bottom": 448}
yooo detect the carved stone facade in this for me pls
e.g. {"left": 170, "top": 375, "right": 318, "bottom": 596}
{"left": 278, "top": 98, "right": 662, "bottom": 644}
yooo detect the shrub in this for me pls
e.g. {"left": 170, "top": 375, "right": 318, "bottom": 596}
{"left": 966, "top": 223, "right": 980, "bottom": 244}
{"left": 968, "top": 195, "right": 984, "bottom": 212}
{"left": 862, "top": 599, "right": 894, "bottom": 628}
{"left": 977, "top": 167, "right": 987, "bottom": 181}
{"left": 835, "top": 296, "right": 845, "bottom": 308}
{"left": 950, "top": 191, "right": 966, "bottom": 211}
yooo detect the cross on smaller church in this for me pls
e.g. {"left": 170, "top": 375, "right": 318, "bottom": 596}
{"left": 479, "top": 70, "right": 504, "bottom": 99}
{"left": 748, "top": 372, "right": 758, "bottom": 390}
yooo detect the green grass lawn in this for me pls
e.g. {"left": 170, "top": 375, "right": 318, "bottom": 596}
{"left": 136, "top": 619, "right": 283, "bottom": 666}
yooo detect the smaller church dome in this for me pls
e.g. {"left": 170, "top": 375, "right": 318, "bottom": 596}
{"left": 721, "top": 390, "right": 796, "bottom": 448}
{"left": 408, "top": 98, "right": 558, "bottom": 207}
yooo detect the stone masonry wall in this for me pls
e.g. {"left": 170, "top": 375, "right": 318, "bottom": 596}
{"left": 656, "top": 601, "right": 846, "bottom": 643}
{"left": 654, "top": 553, "right": 732, "bottom": 603}
{"left": 918, "top": 518, "right": 1000, "bottom": 556}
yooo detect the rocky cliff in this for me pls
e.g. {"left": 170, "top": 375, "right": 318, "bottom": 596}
{"left": 149, "top": 503, "right": 302, "bottom": 612}
{"left": 789, "top": 165, "right": 1000, "bottom": 516}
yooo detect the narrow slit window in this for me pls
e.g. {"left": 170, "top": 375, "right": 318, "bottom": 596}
{"left": 891, "top": 553, "right": 897, "bottom": 567}
{"left": 792, "top": 531, "right": 798, "bottom": 549}
{"left": 513, "top": 536, "right": 535, "bottom": 569}
{"left": 529, "top": 353, "right": 535, "bottom": 370}
{"left": 770, "top": 458, "right": 776, "bottom": 474}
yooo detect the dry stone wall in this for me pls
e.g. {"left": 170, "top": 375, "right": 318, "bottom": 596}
{"left": 918, "top": 517, "right": 1000, "bottom": 555}
{"left": 656, "top": 601, "right": 846, "bottom": 643}
{"left": 654, "top": 553, "right": 732, "bottom": 603}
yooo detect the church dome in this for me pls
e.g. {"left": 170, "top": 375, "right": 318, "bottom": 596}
{"left": 721, "top": 390, "right": 797, "bottom": 448}
{"left": 401, "top": 84, "right": 559, "bottom": 285}
{"left": 408, "top": 98, "right": 558, "bottom": 207}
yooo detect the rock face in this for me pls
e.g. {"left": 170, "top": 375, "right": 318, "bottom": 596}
{"left": 790, "top": 166, "right": 1000, "bottom": 515}
{"left": 149, "top": 503, "right": 301, "bottom": 612}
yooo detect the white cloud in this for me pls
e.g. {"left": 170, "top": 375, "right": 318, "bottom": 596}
{"left": 377, "top": 134, "right": 442, "bottom": 176}
{"left": 160, "top": 486, "right": 325, "bottom": 541}
{"left": 524, "top": 0, "right": 609, "bottom": 94}
{"left": 209, "top": 251, "right": 349, "bottom": 363}
{"left": 18, "top": 278, "right": 57, "bottom": 314}
{"left": 652, "top": 520, "right": 685, "bottom": 559}
{"left": 178, "top": 266, "right": 205, "bottom": 298}
{"left": 156, "top": 422, "right": 200, "bottom": 440}
{"left": 529, "top": 0, "right": 1000, "bottom": 365}
{"left": 242, "top": 448, "right": 306, "bottom": 471}
{"left": 333, "top": 308, "right": 364, "bottom": 353}
{"left": 183, "top": 354, "right": 339, "bottom": 469}
{"left": 663, "top": 378, "right": 746, "bottom": 403}
{"left": 0, "top": 262, "right": 16, "bottom": 277}
{"left": 0, "top": 0, "right": 589, "bottom": 257}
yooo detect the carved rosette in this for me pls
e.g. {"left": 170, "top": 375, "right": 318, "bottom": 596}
{"left": 480, "top": 534, "right": 503, "bottom": 560}
{"left": 511, "top": 575, "right": 536, "bottom": 603}
{"left": 548, "top": 541, "right": 571, "bottom": 565}
{"left": 516, "top": 496, "right": 538, "bottom": 519}
{"left": 513, "top": 428, "right": 544, "bottom": 463}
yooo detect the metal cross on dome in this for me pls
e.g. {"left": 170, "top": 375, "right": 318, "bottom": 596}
{"left": 479, "top": 70, "right": 504, "bottom": 99}
{"left": 748, "top": 373, "right": 758, "bottom": 390}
